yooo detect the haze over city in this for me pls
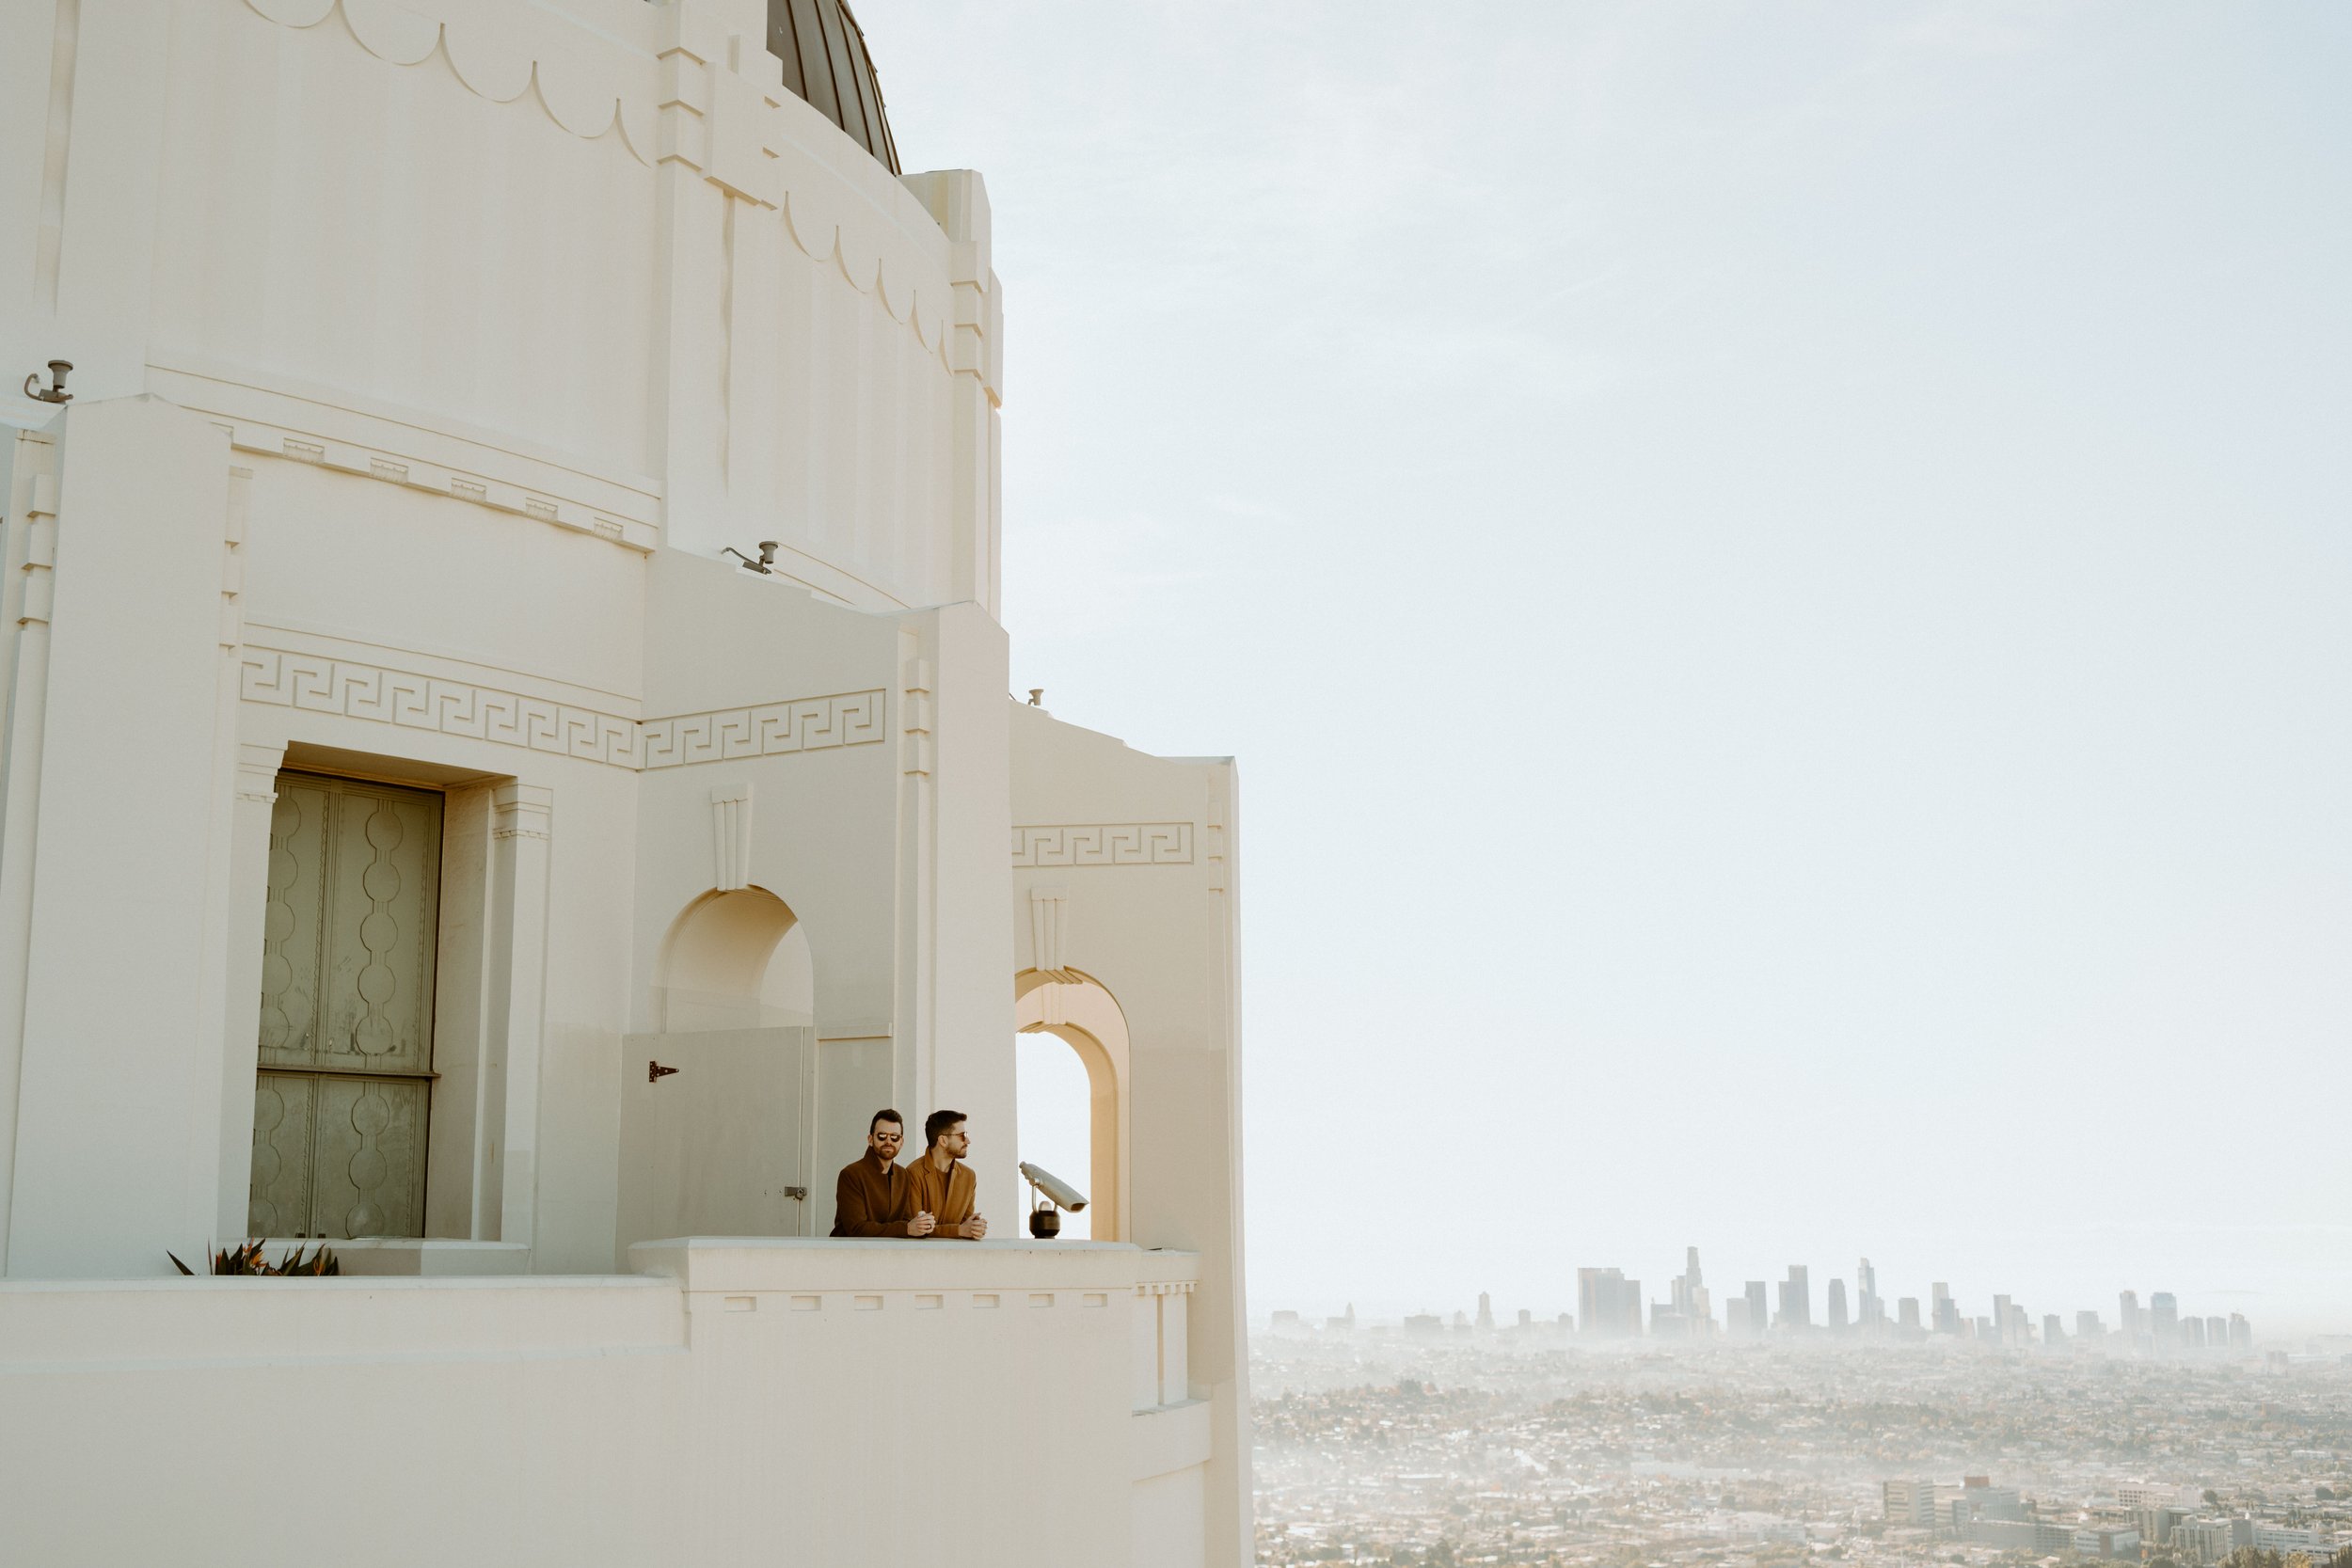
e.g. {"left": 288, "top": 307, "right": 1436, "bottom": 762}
{"left": 874, "top": 2, "right": 2352, "bottom": 1332}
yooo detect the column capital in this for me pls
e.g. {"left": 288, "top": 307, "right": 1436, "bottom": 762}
{"left": 491, "top": 783, "right": 553, "bottom": 841}
{"left": 233, "top": 741, "right": 286, "bottom": 805}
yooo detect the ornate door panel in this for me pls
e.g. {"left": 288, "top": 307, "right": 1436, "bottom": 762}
{"left": 308, "top": 1075, "right": 429, "bottom": 1239}
{"left": 247, "top": 773, "right": 442, "bottom": 1239}
{"left": 246, "top": 1072, "right": 317, "bottom": 1237}
{"left": 256, "top": 777, "right": 329, "bottom": 1064}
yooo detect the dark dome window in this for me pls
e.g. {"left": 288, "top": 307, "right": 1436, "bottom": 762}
{"left": 766, "top": 0, "right": 901, "bottom": 174}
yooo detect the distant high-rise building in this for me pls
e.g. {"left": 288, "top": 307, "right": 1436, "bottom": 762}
{"left": 2203, "top": 1315, "right": 2226, "bottom": 1349}
{"left": 1577, "top": 1268, "right": 1643, "bottom": 1338}
{"left": 1856, "top": 1258, "right": 1884, "bottom": 1333}
{"left": 1899, "top": 1297, "right": 1922, "bottom": 1334}
{"left": 1931, "top": 1283, "right": 1961, "bottom": 1336}
{"left": 1404, "top": 1311, "right": 1442, "bottom": 1337}
{"left": 2150, "top": 1292, "right": 2178, "bottom": 1347}
{"left": 1517, "top": 1307, "right": 1532, "bottom": 1331}
{"left": 1476, "top": 1291, "right": 1494, "bottom": 1333}
{"left": 1993, "top": 1294, "right": 2013, "bottom": 1344}
{"left": 2180, "top": 1317, "right": 2205, "bottom": 1350}
{"left": 1668, "top": 1247, "right": 1712, "bottom": 1335}
{"left": 1726, "top": 1297, "right": 1751, "bottom": 1337}
{"left": 1777, "top": 1265, "right": 1811, "bottom": 1331}
{"left": 1826, "top": 1278, "right": 1850, "bottom": 1331}
{"left": 2076, "top": 1310, "right": 2104, "bottom": 1340}
{"left": 1326, "top": 1303, "right": 1357, "bottom": 1333}
{"left": 2228, "top": 1313, "right": 2252, "bottom": 1351}
{"left": 2119, "top": 1291, "right": 2141, "bottom": 1339}
{"left": 2043, "top": 1313, "right": 2064, "bottom": 1345}
{"left": 1743, "top": 1281, "right": 1769, "bottom": 1339}
{"left": 2006, "top": 1303, "right": 2030, "bottom": 1344}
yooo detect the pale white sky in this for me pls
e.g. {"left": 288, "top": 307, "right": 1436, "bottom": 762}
{"left": 871, "top": 3, "right": 2352, "bottom": 1334}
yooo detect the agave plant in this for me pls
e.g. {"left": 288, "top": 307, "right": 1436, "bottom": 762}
{"left": 167, "top": 1240, "right": 341, "bottom": 1276}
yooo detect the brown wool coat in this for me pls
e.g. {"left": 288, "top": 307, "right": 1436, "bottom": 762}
{"left": 831, "top": 1153, "right": 921, "bottom": 1238}
{"left": 905, "top": 1155, "right": 978, "bottom": 1238}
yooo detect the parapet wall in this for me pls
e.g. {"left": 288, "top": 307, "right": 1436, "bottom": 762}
{"left": 0, "top": 1241, "right": 1207, "bottom": 1568}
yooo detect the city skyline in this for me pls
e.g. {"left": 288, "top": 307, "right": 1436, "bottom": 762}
{"left": 1270, "top": 1246, "right": 2302, "bottom": 1348}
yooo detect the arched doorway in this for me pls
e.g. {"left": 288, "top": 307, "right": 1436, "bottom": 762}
{"left": 619, "top": 888, "right": 820, "bottom": 1251}
{"left": 1012, "top": 970, "right": 1129, "bottom": 1243}
{"left": 654, "top": 887, "right": 812, "bottom": 1032}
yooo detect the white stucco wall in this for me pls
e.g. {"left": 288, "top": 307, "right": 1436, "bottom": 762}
{"left": 0, "top": 1243, "right": 1210, "bottom": 1568}
{"left": 1010, "top": 704, "right": 1253, "bottom": 1567}
{"left": 0, "top": 1, "right": 1238, "bottom": 1559}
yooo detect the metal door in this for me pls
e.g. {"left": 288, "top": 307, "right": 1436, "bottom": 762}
{"left": 247, "top": 773, "right": 441, "bottom": 1239}
{"left": 617, "top": 1027, "right": 812, "bottom": 1255}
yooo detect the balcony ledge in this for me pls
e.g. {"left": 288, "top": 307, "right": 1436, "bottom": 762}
{"left": 628, "top": 1236, "right": 1199, "bottom": 1295}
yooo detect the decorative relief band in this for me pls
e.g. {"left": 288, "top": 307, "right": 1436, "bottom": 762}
{"left": 1011, "top": 823, "right": 1195, "bottom": 868}
{"left": 242, "top": 650, "right": 639, "bottom": 767}
{"left": 199, "top": 411, "right": 657, "bottom": 555}
{"left": 241, "top": 648, "right": 887, "bottom": 774}
{"left": 640, "top": 692, "right": 885, "bottom": 769}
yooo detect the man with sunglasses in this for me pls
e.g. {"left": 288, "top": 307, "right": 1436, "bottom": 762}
{"left": 830, "top": 1108, "right": 936, "bottom": 1238}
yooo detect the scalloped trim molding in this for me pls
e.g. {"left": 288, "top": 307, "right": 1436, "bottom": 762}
{"left": 243, "top": 0, "right": 660, "bottom": 161}
{"left": 239, "top": 0, "right": 961, "bottom": 364}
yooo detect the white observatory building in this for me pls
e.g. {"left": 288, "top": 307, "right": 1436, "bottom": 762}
{"left": 0, "top": 2, "right": 1250, "bottom": 1562}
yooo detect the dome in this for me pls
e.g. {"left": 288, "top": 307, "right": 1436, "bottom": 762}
{"left": 766, "top": 0, "right": 901, "bottom": 174}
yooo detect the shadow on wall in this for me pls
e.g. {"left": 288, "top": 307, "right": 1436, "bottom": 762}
{"left": 656, "top": 888, "right": 814, "bottom": 1032}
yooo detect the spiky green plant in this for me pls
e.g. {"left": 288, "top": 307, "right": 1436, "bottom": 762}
{"left": 167, "top": 1240, "right": 341, "bottom": 1276}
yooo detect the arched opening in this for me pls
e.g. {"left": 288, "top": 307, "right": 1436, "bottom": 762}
{"left": 1013, "top": 970, "right": 1130, "bottom": 1243}
{"left": 655, "top": 887, "right": 813, "bottom": 1033}
{"left": 1015, "top": 1031, "right": 1096, "bottom": 1240}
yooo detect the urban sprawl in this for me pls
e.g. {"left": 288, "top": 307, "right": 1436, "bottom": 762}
{"left": 1253, "top": 1251, "right": 2349, "bottom": 1567}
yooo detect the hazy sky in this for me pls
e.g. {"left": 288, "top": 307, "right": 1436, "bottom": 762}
{"left": 869, "top": 3, "right": 2352, "bottom": 1333}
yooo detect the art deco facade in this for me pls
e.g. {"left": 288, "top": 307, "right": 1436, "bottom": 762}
{"left": 0, "top": 2, "right": 1249, "bottom": 1562}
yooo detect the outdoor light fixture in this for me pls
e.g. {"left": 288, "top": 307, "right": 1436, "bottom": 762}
{"left": 722, "top": 541, "right": 779, "bottom": 574}
{"left": 22, "top": 359, "right": 72, "bottom": 404}
{"left": 1019, "top": 1161, "right": 1087, "bottom": 1240}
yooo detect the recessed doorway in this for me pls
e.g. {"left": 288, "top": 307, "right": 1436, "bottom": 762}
{"left": 248, "top": 772, "right": 442, "bottom": 1240}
